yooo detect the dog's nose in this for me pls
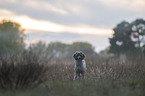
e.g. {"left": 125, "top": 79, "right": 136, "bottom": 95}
{"left": 78, "top": 56, "right": 81, "bottom": 59}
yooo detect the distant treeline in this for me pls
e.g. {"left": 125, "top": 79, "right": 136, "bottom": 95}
{"left": 0, "top": 19, "right": 97, "bottom": 60}
{"left": 28, "top": 41, "right": 97, "bottom": 60}
{"left": 0, "top": 18, "right": 145, "bottom": 59}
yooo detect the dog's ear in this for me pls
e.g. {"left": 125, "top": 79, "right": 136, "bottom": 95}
{"left": 82, "top": 54, "right": 86, "bottom": 59}
{"left": 80, "top": 52, "right": 85, "bottom": 59}
{"left": 73, "top": 53, "right": 75, "bottom": 58}
{"left": 73, "top": 53, "right": 77, "bottom": 59}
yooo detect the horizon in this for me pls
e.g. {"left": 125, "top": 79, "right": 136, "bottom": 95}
{"left": 25, "top": 30, "right": 112, "bottom": 52}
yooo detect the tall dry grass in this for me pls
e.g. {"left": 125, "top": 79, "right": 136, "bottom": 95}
{"left": 41, "top": 57, "right": 145, "bottom": 96}
{"left": 0, "top": 54, "right": 145, "bottom": 96}
{"left": 46, "top": 58, "right": 145, "bottom": 82}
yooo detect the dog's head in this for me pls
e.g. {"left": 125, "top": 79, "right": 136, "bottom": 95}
{"left": 73, "top": 51, "right": 85, "bottom": 60}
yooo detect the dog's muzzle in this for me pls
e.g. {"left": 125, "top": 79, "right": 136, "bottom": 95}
{"left": 77, "top": 56, "right": 81, "bottom": 60}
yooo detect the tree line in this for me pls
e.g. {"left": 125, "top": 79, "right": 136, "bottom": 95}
{"left": 0, "top": 19, "right": 96, "bottom": 59}
{"left": 28, "top": 41, "right": 97, "bottom": 60}
{"left": 0, "top": 18, "right": 145, "bottom": 59}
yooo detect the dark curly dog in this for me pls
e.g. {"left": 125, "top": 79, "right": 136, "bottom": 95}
{"left": 73, "top": 51, "right": 86, "bottom": 80}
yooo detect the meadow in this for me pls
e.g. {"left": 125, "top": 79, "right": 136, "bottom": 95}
{"left": 0, "top": 53, "right": 145, "bottom": 96}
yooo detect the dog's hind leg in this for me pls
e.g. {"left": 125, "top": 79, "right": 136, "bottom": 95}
{"left": 77, "top": 73, "right": 80, "bottom": 80}
{"left": 73, "top": 72, "right": 77, "bottom": 80}
{"left": 82, "top": 72, "right": 85, "bottom": 80}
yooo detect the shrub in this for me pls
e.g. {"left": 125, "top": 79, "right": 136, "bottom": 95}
{"left": 0, "top": 51, "right": 49, "bottom": 90}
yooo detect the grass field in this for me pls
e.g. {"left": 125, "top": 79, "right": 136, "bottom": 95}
{"left": 0, "top": 55, "right": 145, "bottom": 96}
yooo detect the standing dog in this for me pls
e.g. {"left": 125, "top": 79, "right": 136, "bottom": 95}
{"left": 73, "top": 51, "right": 86, "bottom": 80}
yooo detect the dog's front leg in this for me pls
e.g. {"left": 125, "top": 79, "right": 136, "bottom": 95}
{"left": 73, "top": 71, "right": 77, "bottom": 80}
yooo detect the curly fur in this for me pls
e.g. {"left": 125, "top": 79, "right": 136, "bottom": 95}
{"left": 73, "top": 51, "right": 86, "bottom": 80}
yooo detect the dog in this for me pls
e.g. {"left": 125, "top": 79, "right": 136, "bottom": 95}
{"left": 73, "top": 51, "right": 86, "bottom": 80}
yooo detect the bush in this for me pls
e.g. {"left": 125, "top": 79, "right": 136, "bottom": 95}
{"left": 0, "top": 51, "right": 49, "bottom": 90}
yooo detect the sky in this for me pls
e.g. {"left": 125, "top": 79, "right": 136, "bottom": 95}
{"left": 0, "top": 0, "right": 145, "bottom": 52}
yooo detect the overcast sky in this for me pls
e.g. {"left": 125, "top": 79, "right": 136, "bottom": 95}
{"left": 0, "top": 0, "right": 145, "bottom": 52}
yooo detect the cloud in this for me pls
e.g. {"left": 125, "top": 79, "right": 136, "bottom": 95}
{"left": 22, "top": 0, "right": 68, "bottom": 15}
{"left": 1, "top": 0, "right": 144, "bottom": 29}
{"left": 19, "top": 0, "right": 91, "bottom": 18}
{"left": 94, "top": 0, "right": 145, "bottom": 12}
{"left": 0, "top": 0, "right": 17, "bottom": 3}
{"left": 0, "top": 9, "right": 113, "bottom": 35}
{"left": 53, "top": 0, "right": 87, "bottom": 14}
{"left": 0, "top": 9, "right": 15, "bottom": 16}
{"left": 0, "top": 0, "right": 68, "bottom": 15}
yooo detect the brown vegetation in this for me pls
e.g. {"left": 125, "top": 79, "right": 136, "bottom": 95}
{"left": 0, "top": 53, "right": 145, "bottom": 96}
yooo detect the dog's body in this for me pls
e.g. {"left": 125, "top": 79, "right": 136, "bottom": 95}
{"left": 73, "top": 51, "right": 86, "bottom": 80}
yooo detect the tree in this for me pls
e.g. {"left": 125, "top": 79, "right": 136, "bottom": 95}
{"left": 69, "top": 42, "right": 97, "bottom": 58}
{"left": 69, "top": 42, "right": 94, "bottom": 51}
{"left": 130, "top": 19, "right": 145, "bottom": 56}
{"left": 29, "top": 41, "right": 97, "bottom": 60}
{"left": 46, "top": 42, "right": 97, "bottom": 59}
{"left": 28, "top": 41, "right": 69, "bottom": 60}
{"left": 109, "top": 21, "right": 135, "bottom": 55}
{"left": 46, "top": 42, "right": 69, "bottom": 59}
{"left": 109, "top": 18, "right": 145, "bottom": 57}
{"left": 0, "top": 19, "right": 25, "bottom": 56}
{"left": 28, "top": 41, "right": 47, "bottom": 59}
